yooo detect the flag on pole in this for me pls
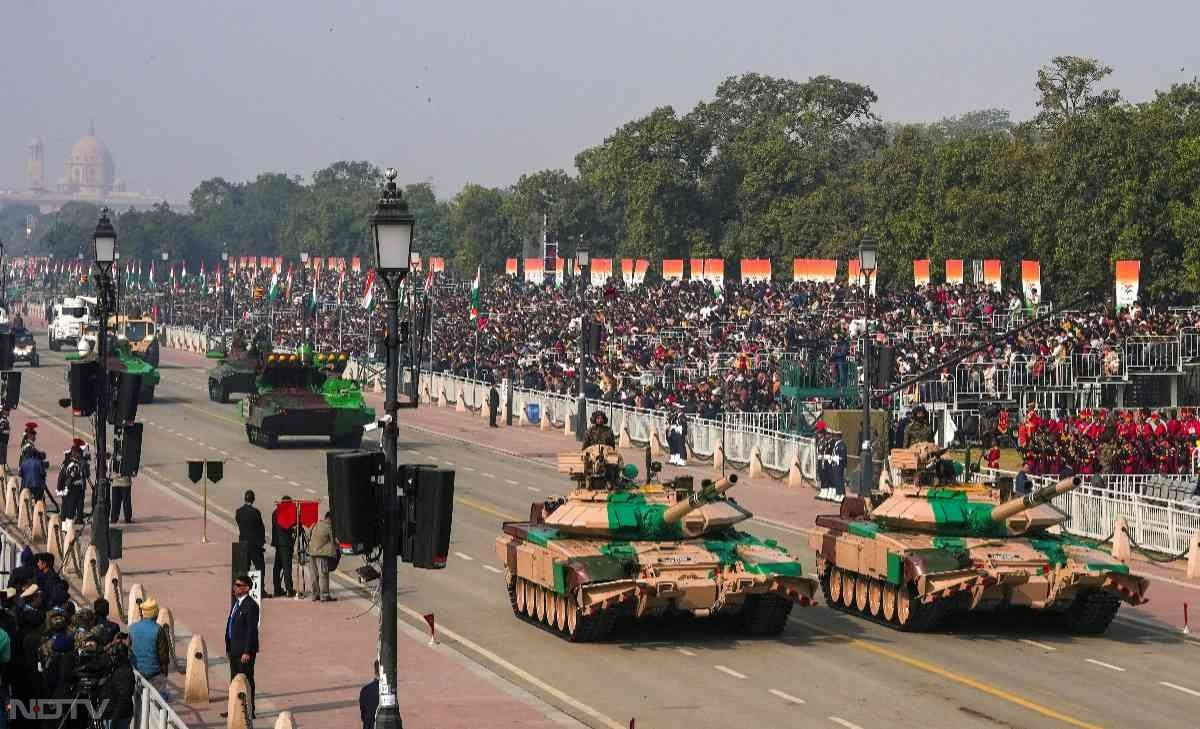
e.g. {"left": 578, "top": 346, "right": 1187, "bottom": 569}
{"left": 149, "top": 262, "right": 155, "bottom": 286}
{"left": 337, "top": 268, "right": 346, "bottom": 305}
{"left": 424, "top": 266, "right": 434, "bottom": 294}
{"left": 268, "top": 268, "right": 281, "bottom": 300}
{"left": 362, "top": 268, "right": 376, "bottom": 310}
{"left": 285, "top": 265, "right": 294, "bottom": 300}
{"left": 469, "top": 266, "right": 483, "bottom": 330}
{"left": 311, "top": 263, "right": 320, "bottom": 309}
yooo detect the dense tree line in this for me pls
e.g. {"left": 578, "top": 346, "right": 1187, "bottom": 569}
{"left": 10, "top": 56, "right": 1200, "bottom": 303}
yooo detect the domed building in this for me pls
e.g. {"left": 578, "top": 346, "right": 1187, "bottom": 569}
{"left": 59, "top": 123, "right": 115, "bottom": 194}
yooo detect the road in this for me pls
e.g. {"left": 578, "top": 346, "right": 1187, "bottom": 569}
{"left": 18, "top": 340, "right": 1200, "bottom": 729}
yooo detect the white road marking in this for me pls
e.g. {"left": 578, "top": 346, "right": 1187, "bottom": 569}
{"left": 245, "top": 462, "right": 257, "bottom": 468}
{"left": 462, "top": 466, "right": 476, "bottom": 472}
{"left": 288, "top": 481, "right": 301, "bottom": 487}
{"left": 483, "top": 565, "right": 503, "bottom": 574}
{"left": 220, "top": 450, "right": 230, "bottom": 456}
{"left": 454, "top": 552, "right": 475, "bottom": 561}
{"left": 504, "top": 479, "right": 518, "bottom": 485}
{"left": 273, "top": 474, "right": 284, "bottom": 480}
{"left": 1018, "top": 639, "right": 1055, "bottom": 651}
{"left": 305, "top": 488, "right": 317, "bottom": 494}
{"left": 1085, "top": 659, "right": 1125, "bottom": 672}
{"left": 481, "top": 472, "right": 495, "bottom": 478}
{"left": 196, "top": 441, "right": 206, "bottom": 446}
{"left": 676, "top": 648, "right": 697, "bottom": 657}
{"left": 713, "top": 665, "right": 746, "bottom": 679}
{"left": 443, "top": 460, "right": 456, "bottom": 466}
{"left": 259, "top": 468, "right": 270, "bottom": 474}
{"left": 526, "top": 486, "right": 541, "bottom": 492}
{"left": 768, "top": 689, "right": 805, "bottom": 705}
{"left": 829, "top": 718, "right": 864, "bottom": 729}
{"left": 1160, "top": 681, "right": 1200, "bottom": 698}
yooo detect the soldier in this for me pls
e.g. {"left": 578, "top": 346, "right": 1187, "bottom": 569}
{"left": 0, "top": 406, "right": 10, "bottom": 468}
{"left": 902, "top": 405, "right": 934, "bottom": 447}
{"left": 582, "top": 410, "right": 616, "bottom": 449}
{"left": 58, "top": 439, "right": 87, "bottom": 523}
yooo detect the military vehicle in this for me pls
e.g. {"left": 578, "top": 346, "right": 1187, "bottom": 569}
{"left": 809, "top": 443, "right": 1149, "bottom": 633}
{"left": 496, "top": 445, "right": 818, "bottom": 642}
{"left": 66, "top": 338, "right": 160, "bottom": 403}
{"left": 240, "top": 350, "right": 374, "bottom": 449}
{"left": 206, "top": 335, "right": 262, "bottom": 403}
{"left": 112, "top": 315, "right": 160, "bottom": 366}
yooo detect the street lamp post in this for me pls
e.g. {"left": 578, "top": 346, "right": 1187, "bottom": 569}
{"left": 91, "top": 209, "right": 117, "bottom": 576}
{"left": 300, "top": 252, "right": 310, "bottom": 353}
{"left": 369, "top": 168, "right": 415, "bottom": 729}
{"left": 574, "top": 246, "right": 589, "bottom": 411}
{"left": 160, "top": 252, "right": 170, "bottom": 324}
{"left": 858, "top": 237, "right": 877, "bottom": 497}
{"left": 221, "top": 248, "right": 230, "bottom": 329}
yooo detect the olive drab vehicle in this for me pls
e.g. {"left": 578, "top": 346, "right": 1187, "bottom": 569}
{"left": 809, "top": 443, "right": 1149, "bottom": 634}
{"left": 496, "top": 445, "right": 818, "bottom": 642}
{"left": 206, "top": 331, "right": 264, "bottom": 403}
{"left": 112, "top": 315, "right": 160, "bottom": 366}
{"left": 239, "top": 349, "right": 374, "bottom": 449}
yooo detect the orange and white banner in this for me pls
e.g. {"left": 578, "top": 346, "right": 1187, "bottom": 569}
{"left": 274, "top": 256, "right": 283, "bottom": 271}
{"left": 689, "top": 258, "right": 706, "bottom": 280}
{"left": 847, "top": 260, "right": 876, "bottom": 295}
{"left": 260, "top": 256, "right": 272, "bottom": 268}
{"left": 792, "top": 258, "right": 838, "bottom": 283}
{"left": 555, "top": 257, "right": 567, "bottom": 284}
{"left": 505, "top": 258, "right": 518, "bottom": 277}
{"left": 620, "top": 258, "right": 649, "bottom": 285}
{"left": 524, "top": 258, "right": 544, "bottom": 283}
{"left": 1115, "top": 260, "right": 1140, "bottom": 310}
{"left": 983, "top": 260, "right": 1002, "bottom": 292}
{"left": 351, "top": 257, "right": 361, "bottom": 273}
{"left": 429, "top": 257, "right": 445, "bottom": 274}
{"left": 662, "top": 259, "right": 685, "bottom": 281}
{"left": 740, "top": 259, "right": 771, "bottom": 283}
{"left": 913, "top": 259, "right": 930, "bottom": 287}
{"left": 1020, "top": 260, "right": 1041, "bottom": 305}
{"left": 591, "top": 258, "right": 613, "bottom": 286}
{"left": 946, "top": 259, "right": 964, "bottom": 285}
{"left": 703, "top": 258, "right": 724, "bottom": 287}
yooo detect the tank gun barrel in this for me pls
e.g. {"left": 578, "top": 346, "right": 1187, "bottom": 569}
{"left": 662, "top": 475, "right": 737, "bottom": 524}
{"left": 990, "top": 476, "right": 1080, "bottom": 523}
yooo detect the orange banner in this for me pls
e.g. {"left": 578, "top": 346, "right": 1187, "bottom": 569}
{"left": 524, "top": 258, "right": 543, "bottom": 283}
{"left": 704, "top": 258, "right": 724, "bottom": 287}
{"left": 1020, "top": 260, "right": 1041, "bottom": 305}
{"left": 621, "top": 259, "right": 648, "bottom": 284}
{"left": 591, "top": 258, "right": 613, "bottom": 286}
{"left": 274, "top": 256, "right": 283, "bottom": 271}
{"left": 505, "top": 258, "right": 518, "bottom": 276}
{"left": 913, "top": 259, "right": 930, "bottom": 286}
{"left": 260, "top": 256, "right": 271, "bottom": 268}
{"left": 1115, "top": 260, "right": 1140, "bottom": 310}
{"left": 429, "top": 257, "right": 445, "bottom": 273}
{"left": 740, "top": 259, "right": 771, "bottom": 282}
{"left": 792, "top": 258, "right": 838, "bottom": 283}
{"left": 983, "top": 259, "right": 1002, "bottom": 291}
{"left": 351, "top": 256, "right": 361, "bottom": 272}
{"left": 946, "top": 259, "right": 964, "bottom": 285}
{"left": 662, "top": 259, "right": 684, "bottom": 281}
{"left": 689, "top": 258, "right": 706, "bottom": 279}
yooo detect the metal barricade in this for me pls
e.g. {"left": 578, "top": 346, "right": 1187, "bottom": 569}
{"left": 1124, "top": 335, "right": 1182, "bottom": 375}
{"left": 953, "top": 360, "right": 1009, "bottom": 401}
{"left": 1180, "top": 327, "right": 1200, "bottom": 363}
{"left": 1071, "top": 349, "right": 1126, "bottom": 382}
{"left": 134, "top": 669, "right": 190, "bottom": 729}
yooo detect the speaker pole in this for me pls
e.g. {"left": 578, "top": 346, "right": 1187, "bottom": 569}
{"left": 202, "top": 471, "right": 209, "bottom": 544}
{"left": 89, "top": 210, "right": 116, "bottom": 576}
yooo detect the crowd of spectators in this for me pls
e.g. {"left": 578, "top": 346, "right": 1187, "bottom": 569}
{"left": 1017, "top": 407, "right": 1200, "bottom": 476}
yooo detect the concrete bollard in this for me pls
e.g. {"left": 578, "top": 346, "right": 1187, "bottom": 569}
{"left": 481, "top": 401, "right": 491, "bottom": 420}
{"left": 127, "top": 583, "right": 146, "bottom": 628}
{"left": 649, "top": 430, "right": 664, "bottom": 457}
{"left": 17, "top": 489, "right": 32, "bottom": 532}
{"left": 104, "top": 563, "right": 124, "bottom": 622}
{"left": 31, "top": 500, "right": 46, "bottom": 542}
{"left": 1187, "top": 531, "right": 1200, "bottom": 580}
{"left": 788, "top": 458, "right": 804, "bottom": 489}
{"left": 618, "top": 424, "right": 632, "bottom": 449}
{"left": 81, "top": 544, "right": 101, "bottom": 601}
{"left": 274, "top": 711, "right": 297, "bottom": 729}
{"left": 63, "top": 528, "right": 83, "bottom": 577}
{"left": 1111, "top": 517, "right": 1130, "bottom": 562}
{"left": 438, "top": 387, "right": 448, "bottom": 408}
{"left": 421, "top": 382, "right": 432, "bottom": 404}
{"left": 455, "top": 389, "right": 467, "bottom": 413}
{"left": 184, "top": 634, "right": 211, "bottom": 704}
{"left": 3, "top": 479, "right": 15, "bottom": 519}
{"left": 540, "top": 410, "right": 551, "bottom": 431}
{"left": 713, "top": 443, "right": 725, "bottom": 474}
{"left": 225, "top": 673, "right": 253, "bottom": 729}
{"left": 748, "top": 447, "right": 764, "bottom": 479}
{"left": 46, "top": 514, "right": 63, "bottom": 563}
{"left": 157, "top": 607, "right": 177, "bottom": 664}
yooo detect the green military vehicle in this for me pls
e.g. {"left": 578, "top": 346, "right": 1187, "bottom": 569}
{"left": 239, "top": 349, "right": 374, "bottom": 449}
{"left": 206, "top": 332, "right": 264, "bottom": 403}
{"left": 66, "top": 337, "right": 160, "bottom": 403}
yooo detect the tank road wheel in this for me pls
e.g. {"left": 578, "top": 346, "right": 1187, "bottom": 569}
{"left": 565, "top": 595, "right": 579, "bottom": 636}
{"left": 895, "top": 585, "right": 940, "bottom": 632}
{"left": 505, "top": 572, "right": 520, "bottom": 616}
{"left": 522, "top": 581, "right": 538, "bottom": 617}
{"left": 534, "top": 585, "right": 547, "bottom": 623}
{"left": 209, "top": 379, "right": 228, "bottom": 403}
{"left": 554, "top": 594, "right": 569, "bottom": 632}
{"left": 855, "top": 577, "right": 870, "bottom": 613}
{"left": 1062, "top": 589, "right": 1121, "bottom": 635}
{"left": 840, "top": 571, "right": 857, "bottom": 609}
{"left": 881, "top": 583, "right": 898, "bottom": 622}
{"left": 514, "top": 578, "right": 528, "bottom": 614}
{"left": 828, "top": 568, "right": 843, "bottom": 606}
{"left": 867, "top": 579, "right": 883, "bottom": 617}
{"left": 741, "top": 594, "right": 793, "bottom": 637}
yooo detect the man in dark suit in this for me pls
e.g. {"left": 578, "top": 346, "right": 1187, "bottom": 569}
{"left": 235, "top": 490, "right": 271, "bottom": 598}
{"left": 225, "top": 574, "right": 260, "bottom": 719}
{"left": 270, "top": 496, "right": 297, "bottom": 597}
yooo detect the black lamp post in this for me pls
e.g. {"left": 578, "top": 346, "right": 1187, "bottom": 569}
{"left": 161, "top": 252, "right": 170, "bottom": 324}
{"left": 221, "top": 248, "right": 230, "bottom": 328}
{"left": 369, "top": 168, "right": 414, "bottom": 729}
{"left": 858, "top": 236, "right": 877, "bottom": 497}
{"left": 90, "top": 208, "right": 117, "bottom": 576}
{"left": 300, "top": 252, "right": 311, "bottom": 353}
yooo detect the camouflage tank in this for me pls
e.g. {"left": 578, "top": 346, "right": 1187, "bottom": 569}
{"left": 495, "top": 445, "right": 819, "bottom": 642}
{"left": 239, "top": 350, "right": 375, "bottom": 449}
{"left": 206, "top": 336, "right": 262, "bottom": 403}
{"left": 809, "top": 443, "right": 1149, "bottom": 634}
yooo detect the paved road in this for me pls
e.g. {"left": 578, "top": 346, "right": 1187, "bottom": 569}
{"left": 20, "top": 342, "right": 1200, "bottom": 729}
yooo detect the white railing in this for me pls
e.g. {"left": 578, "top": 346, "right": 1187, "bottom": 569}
{"left": 954, "top": 360, "right": 1009, "bottom": 401}
{"left": 1071, "top": 349, "right": 1125, "bottom": 381}
{"left": 1007, "top": 354, "right": 1074, "bottom": 391}
{"left": 1181, "top": 327, "right": 1200, "bottom": 363}
{"left": 1125, "top": 336, "right": 1182, "bottom": 375}
{"left": 134, "top": 670, "right": 190, "bottom": 729}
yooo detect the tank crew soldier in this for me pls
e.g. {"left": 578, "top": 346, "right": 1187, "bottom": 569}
{"left": 235, "top": 490, "right": 271, "bottom": 598}
{"left": 583, "top": 410, "right": 616, "bottom": 449}
{"left": 58, "top": 439, "right": 87, "bottom": 523}
{"left": 902, "top": 405, "right": 934, "bottom": 447}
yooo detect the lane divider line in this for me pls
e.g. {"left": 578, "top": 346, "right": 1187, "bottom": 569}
{"left": 829, "top": 717, "right": 864, "bottom": 729}
{"left": 483, "top": 565, "right": 503, "bottom": 574}
{"left": 713, "top": 665, "right": 747, "bottom": 679}
{"left": 768, "top": 689, "right": 804, "bottom": 705}
{"left": 1085, "top": 659, "right": 1126, "bottom": 673}
{"left": 1159, "top": 681, "right": 1200, "bottom": 698}
{"left": 1018, "top": 639, "right": 1056, "bottom": 651}
{"left": 454, "top": 552, "right": 475, "bottom": 561}
{"left": 676, "top": 648, "right": 696, "bottom": 657}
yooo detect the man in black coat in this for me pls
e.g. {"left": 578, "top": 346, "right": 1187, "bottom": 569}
{"left": 488, "top": 384, "right": 500, "bottom": 427}
{"left": 270, "top": 496, "right": 297, "bottom": 597}
{"left": 235, "top": 490, "right": 271, "bottom": 598}
{"left": 225, "top": 574, "right": 261, "bottom": 719}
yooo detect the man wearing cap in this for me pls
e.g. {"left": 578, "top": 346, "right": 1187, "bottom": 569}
{"left": 225, "top": 574, "right": 260, "bottom": 719}
{"left": 57, "top": 439, "right": 87, "bottom": 523}
{"left": 130, "top": 596, "right": 171, "bottom": 695}
{"left": 18, "top": 425, "right": 46, "bottom": 503}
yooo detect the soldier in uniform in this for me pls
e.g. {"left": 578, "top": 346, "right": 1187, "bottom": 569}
{"left": 582, "top": 410, "right": 616, "bottom": 449}
{"left": 902, "top": 405, "right": 934, "bottom": 447}
{"left": 58, "top": 439, "right": 87, "bottom": 523}
{"left": 0, "top": 405, "right": 10, "bottom": 468}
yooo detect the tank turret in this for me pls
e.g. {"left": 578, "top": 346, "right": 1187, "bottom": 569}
{"left": 662, "top": 475, "right": 738, "bottom": 523}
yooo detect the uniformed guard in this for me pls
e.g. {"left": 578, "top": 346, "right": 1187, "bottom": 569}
{"left": 0, "top": 406, "right": 11, "bottom": 469}
{"left": 902, "top": 405, "right": 934, "bottom": 447}
{"left": 582, "top": 410, "right": 616, "bottom": 449}
{"left": 58, "top": 439, "right": 87, "bottom": 523}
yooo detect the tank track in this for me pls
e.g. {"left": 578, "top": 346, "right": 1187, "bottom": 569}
{"left": 819, "top": 564, "right": 944, "bottom": 632}
{"left": 739, "top": 594, "right": 794, "bottom": 636}
{"left": 506, "top": 575, "right": 616, "bottom": 642}
{"left": 1061, "top": 588, "right": 1121, "bottom": 634}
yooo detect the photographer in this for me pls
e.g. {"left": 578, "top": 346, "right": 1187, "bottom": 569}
{"left": 102, "top": 633, "right": 136, "bottom": 729}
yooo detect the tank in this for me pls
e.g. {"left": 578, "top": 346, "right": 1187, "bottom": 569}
{"left": 239, "top": 350, "right": 375, "bottom": 449}
{"left": 495, "top": 445, "right": 819, "bottom": 642}
{"left": 809, "top": 444, "right": 1150, "bottom": 633}
{"left": 206, "top": 339, "right": 261, "bottom": 403}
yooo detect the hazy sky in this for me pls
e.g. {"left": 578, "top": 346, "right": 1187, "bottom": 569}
{"left": 3, "top": 0, "right": 1197, "bottom": 201}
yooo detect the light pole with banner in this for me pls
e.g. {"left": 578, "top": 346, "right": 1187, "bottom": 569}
{"left": 369, "top": 168, "right": 414, "bottom": 729}
{"left": 857, "top": 236, "right": 877, "bottom": 497}
{"left": 90, "top": 209, "right": 117, "bottom": 576}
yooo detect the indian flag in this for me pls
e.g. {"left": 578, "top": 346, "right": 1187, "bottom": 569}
{"left": 469, "top": 266, "right": 481, "bottom": 321}
{"left": 311, "top": 263, "right": 320, "bottom": 309}
{"left": 362, "top": 268, "right": 376, "bottom": 310}
{"left": 285, "top": 266, "right": 294, "bottom": 299}
{"left": 149, "top": 262, "right": 155, "bottom": 286}
{"left": 268, "top": 269, "right": 281, "bottom": 300}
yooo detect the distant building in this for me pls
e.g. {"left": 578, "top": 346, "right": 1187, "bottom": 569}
{"left": 59, "top": 122, "right": 116, "bottom": 194}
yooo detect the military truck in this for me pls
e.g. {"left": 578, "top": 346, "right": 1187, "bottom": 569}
{"left": 240, "top": 350, "right": 374, "bottom": 448}
{"left": 111, "top": 315, "right": 160, "bottom": 366}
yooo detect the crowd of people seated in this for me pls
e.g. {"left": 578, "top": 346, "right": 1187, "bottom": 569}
{"left": 1017, "top": 407, "right": 1200, "bottom": 476}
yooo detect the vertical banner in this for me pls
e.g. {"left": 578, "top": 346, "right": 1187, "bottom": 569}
{"left": 351, "top": 257, "right": 361, "bottom": 273}
{"left": 621, "top": 258, "right": 634, "bottom": 285}
{"left": 1020, "top": 260, "right": 1041, "bottom": 305}
{"left": 554, "top": 257, "right": 566, "bottom": 285}
{"left": 633, "top": 259, "right": 649, "bottom": 285}
{"left": 409, "top": 253, "right": 422, "bottom": 272}
{"left": 945, "top": 259, "right": 964, "bottom": 285}
{"left": 523, "top": 258, "right": 543, "bottom": 283}
{"left": 740, "top": 259, "right": 771, "bottom": 282}
{"left": 591, "top": 258, "right": 613, "bottom": 286}
{"left": 1115, "top": 260, "right": 1140, "bottom": 310}
{"left": 429, "top": 257, "right": 445, "bottom": 274}
{"left": 505, "top": 258, "right": 518, "bottom": 277}
{"left": 913, "top": 259, "right": 930, "bottom": 287}
{"left": 704, "top": 258, "right": 725, "bottom": 287}
{"left": 983, "top": 260, "right": 1002, "bottom": 292}
{"left": 847, "top": 260, "right": 876, "bottom": 295}
{"left": 689, "top": 258, "right": 706, "bottom": 280}
{"left": 662, "top": 259, "right": 684, "bottom": 281}
{"left": 260, "top": 256, "right": 271, "bottom": 268}
{"left": 792, "top": 259, "right": 838, "bottom": 283}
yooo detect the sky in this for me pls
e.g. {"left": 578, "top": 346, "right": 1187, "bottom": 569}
{"left": 2, "top": 0, "right": 1197, "bottom": 202}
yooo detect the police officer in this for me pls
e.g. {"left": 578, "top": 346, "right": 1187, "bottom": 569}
{"left": 583, "top": 411, "right": 616, "bottom": 449}
{"left": 902, "top": 405, "right": 934, "bottom": 447}
{"left": 58, "top": 439, "right": 87, "bottom": 523}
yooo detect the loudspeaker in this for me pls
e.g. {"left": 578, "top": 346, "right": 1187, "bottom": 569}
{"left": 0, "top": 331, "right": 13, "bottom": 371}
{"left": 401, "top": 468, "right": 455, "bottom": 569}
{"left": 326, "top": 450, "right": 383, "bottom": 554}
{"left": 109, "top": 372, "right": 142, "bottom": 424}
{"left": 231, "top": 542, "right": 251, "bottom": 575}
{"left": 117, "top": 423, "right": 142, "bottom": 476}
{"left": 1, "top": 371, "right": 20, "bottom": 409}
{"left": 69, "top": 361, "right": 100, "bottom": 416}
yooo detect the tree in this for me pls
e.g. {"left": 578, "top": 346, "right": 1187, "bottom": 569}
{"left": 449, "top": 184, "right": 509, "bottom": 273}
{"left": 1035, "top": 56, "right": 1120, "bottom": 128}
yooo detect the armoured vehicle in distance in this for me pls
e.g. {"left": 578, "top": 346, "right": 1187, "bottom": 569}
{"left": 111, "top": 315, "right": 160, "bottom": 366}
{"left": 240, "top": 350, "right": 374, "bottom": 449}
{"left": 809, "top": 443, "right": 1149, "bottom": 633}
{"left": 66, "top": 337, "right": 160, "bottom": 403}
{"left": 206, "top": 333, "right": 263, "bottom": 403}
{"left": 496, "top": 445, "right": 818, "bottom": 642}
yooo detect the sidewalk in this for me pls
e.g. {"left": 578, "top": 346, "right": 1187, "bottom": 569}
{"left": 7, "top": 396, "right": 582, "bottom": 729}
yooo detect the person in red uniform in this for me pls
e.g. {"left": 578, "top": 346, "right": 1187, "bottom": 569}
{"left": 1147, "top": 411, "right": 1167, "bottom": 438}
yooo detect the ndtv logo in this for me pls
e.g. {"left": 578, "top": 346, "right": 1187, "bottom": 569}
{"left": 8, "top": 699, "right": 111, "bottom": 720}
